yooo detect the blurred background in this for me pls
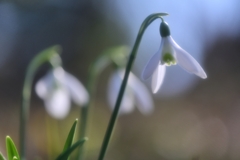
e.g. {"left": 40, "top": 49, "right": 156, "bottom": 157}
{"left": 0, "top": 0, "right": 240, "bottom": 159}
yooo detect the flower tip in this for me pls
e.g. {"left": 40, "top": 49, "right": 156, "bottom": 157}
{"left": 201, "top": 74, "right": 207, "bottom": 79}
{"left": 152, "top": 86, "right": 159, "bottom": 94}
{"left": 196, "top": 71, "right": 207, "bottom": 79}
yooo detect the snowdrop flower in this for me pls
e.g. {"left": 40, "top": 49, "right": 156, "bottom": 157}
{"left": 35, "top": 67, "right": 89, "bottom": 119}
{"left": 142, "top": 21, "right": 207, "bottom": 93}
{"left": 108, "top": 69, "right": 154, "bottom": 115}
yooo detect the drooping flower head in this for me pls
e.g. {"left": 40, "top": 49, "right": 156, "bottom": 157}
{"left": 99, "top": 46, "right": 154, "bottom": 115}
{"left": 142, "top": 20, "right": 207, "bottom": 93}
{"left": 108, "top": 69, "right": 154, "bottom": 115}
{"left": 35, "top": 67, "right": 89, "bottom": 119}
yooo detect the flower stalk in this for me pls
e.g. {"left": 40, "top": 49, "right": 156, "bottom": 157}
{"left": 77, "top": 61, "right": 99, "bottom": 160}
{"left": 77, "top": 46, "right": 129, "bottom": 160}
{"left": 20, "top": 45, "right": 61, "bottom": 160}
{"left": 97, "top": 13, "right": 168, "bottom": 160}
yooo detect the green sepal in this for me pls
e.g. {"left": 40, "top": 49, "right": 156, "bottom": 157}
{"left": 63, "top": 119, "right": 78, "bottom": 152}
{"left": 108, "top": 46, "right": 130, "bottom": 68}
{"left": 56, "top": 138, "right": 88, "bottom": 160}
{"left": 93, "top": 46, "right": 130, "bottom": 74}
{"left": 6, "top": 136, "right": 20, "bottom": 160}
{"left": 160, "top": 21, "right": 170, "bottom": 37}
{"left": 0, "top": 152, "right": 6, "bottom": 160}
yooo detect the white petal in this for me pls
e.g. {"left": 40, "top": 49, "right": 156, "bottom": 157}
{"left": 141, "top": 41, "right": 163, "bottom": 80}
{"left": 35, "top": 70, "right": 55, "bottom": 99}
{"left": 127, "top": 72, "right": 154, "bottom": 115}
{"left": 35, "top": 78, "right": 48, "bottom": 99}
{"left": 107, "top": 71, "right": 135, "bottom": 114}
{"left": 52, "top": 67, "right": 65, "bottom": 81}
{"left": 119, "top": 88, "right": 135, "bottom": 114}
{"left": 64, "top": 72, "right": 89, "bottom": 106}
{"left": 151, "top": 65, "right": 166, "bottom": 93}
{"left": 169, "top": 37, "right": 207, "bottom": 79}
{"left": 45, "top": 88, "right": 71, "bottom": 119}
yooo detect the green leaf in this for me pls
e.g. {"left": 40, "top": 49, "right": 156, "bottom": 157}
{"left": 63, "top": 119, "right": 78, "bottom": 152}
{"left": 6, "top": 136, "right": 20, "bottom": 160}
{"left": 56, "top": 138, "right": 88, "bottom": 160}
{"left": 12, "top": 156, "right": 18, "bottom": 160}
{"left": 0, "top": 152, "right": 6, "bottom": 160}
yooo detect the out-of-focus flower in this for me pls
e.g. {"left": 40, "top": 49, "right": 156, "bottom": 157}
{"left": 108, "top": 69, "right": 154, "bottom": 115}
{"left": 142, "top": 21, "right": 207, "bottom": 93}
{"left": 35, "top": 67, "right": 89, "bottom": 119}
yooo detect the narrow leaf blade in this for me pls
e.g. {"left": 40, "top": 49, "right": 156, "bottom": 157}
{"left": 0, "top": 152, "right": 6, "bottom": 160}
{"left": 63, "top": 119, "right": 78, "bottom": 152}
{"left": 56, "top": 138, "right": 88, "bottom": 160}
{"left": 6, "top": 136, "right": 20, "bottom": 160}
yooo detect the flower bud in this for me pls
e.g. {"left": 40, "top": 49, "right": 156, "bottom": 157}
{"left": 160, "top": 21, "right": 170, "bottom": 37}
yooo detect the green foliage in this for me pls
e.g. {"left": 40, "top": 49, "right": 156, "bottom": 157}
{"left": 0, "top": 152, "right": 6, "bottom": 160}
{"left": 55, "top": 119, "right": 87, "bottom": 160}
{"left": 12, "top": 157, "right": 18, "bottom": 160}
{"left": 63, "top": 119, "right": 78, "bottom": 152}
{"left": 56, "top": 138, "right": 87, "bottom": 160}
{"left": 6, "top": 136, "right": 20, "bottom": 160}
{"left": 1, "top": 119, "right": 86, "bottom": 160}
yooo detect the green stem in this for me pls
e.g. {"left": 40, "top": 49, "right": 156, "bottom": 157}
{"left": 77, "top": 46, "right": 128, "bottom": 160}
{"left": 77, "top": 65, "right": 98, "bottom": 160}
{"left": 45, "top": 115, "right": 53, "bottom": 160}
{"left": 20, "top": 46, "right": 61, "bottom": 160}
{"left": 97, "top": 13, "right": 168, "bottom": 160}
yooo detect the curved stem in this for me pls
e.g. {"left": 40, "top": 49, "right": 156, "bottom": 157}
{"left": 97, "top": 13, "right": 168, "bottom": 160}
{"left": 20, "top": 46, "right": 61, "bottom": 160}
{"left": 78, "top": 46, "right": 128, "bottom": 160}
